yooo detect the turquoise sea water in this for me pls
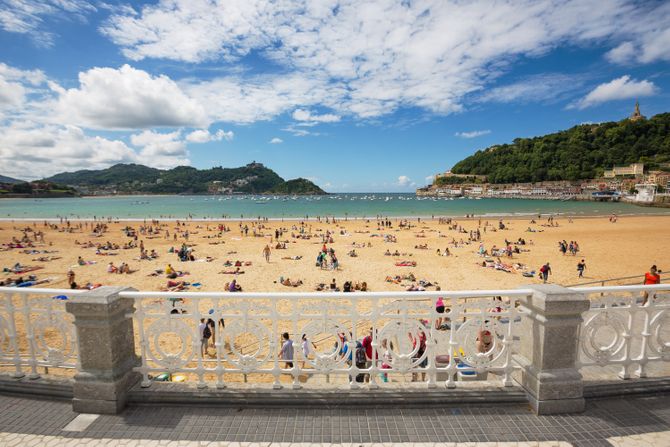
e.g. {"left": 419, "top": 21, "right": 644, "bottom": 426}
{"left": 0, "top": 194, "right": 668, "bottom": 220}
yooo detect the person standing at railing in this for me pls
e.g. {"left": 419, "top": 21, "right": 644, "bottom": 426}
{"left": 362, "top": 328, "right": 375, "bottom": 382}
{"left": 198, "top": 318, "right": 210, "bottom": 357}
{"left": 435, "top": 287, "right": 445, "bottom": 329}
{"left": 642, "top": 265, "right": 661, "bottom": 306}
{"left": 279, "top": 332, "right": 294, "bottom": 368}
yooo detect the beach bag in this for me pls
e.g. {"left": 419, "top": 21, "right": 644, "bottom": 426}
{"left": 203, "top": 325, "right": 212, "bottom": 339}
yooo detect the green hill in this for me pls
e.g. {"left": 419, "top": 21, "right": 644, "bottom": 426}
{"left": 451, "top": 112, "right": 670, "bottom": 183}
{"left": 0, "top": 174, "right": 24, "bottom": 184}
{"left": 43, "top": 162, "right": 327, "bottom": 195}
{"left": 267, "top": 178, "right": 326, "bottom": 195}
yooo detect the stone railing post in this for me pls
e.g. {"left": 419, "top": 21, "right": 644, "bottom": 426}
{"left": 515, "top": 284, "right": 590, "bottom": 414}
{"left": 66, "top": 286, "right": 140, "bottom": 414}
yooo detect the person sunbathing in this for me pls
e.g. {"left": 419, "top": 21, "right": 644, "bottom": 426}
{"left": 281, "top": 277, "right": 303, "bottom": 287}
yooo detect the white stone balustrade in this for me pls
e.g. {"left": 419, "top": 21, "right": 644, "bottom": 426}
{"left": 0, "top": 284, "right": 668, "bottom": 415}
{"left": 119, "top": 289, "right": 530, "bottom": 391}
{"left": 0, "top": 287, "right": 83, "bottom": 379}
{"left": 574, "top": 284, "right": 670, "bottom": 379}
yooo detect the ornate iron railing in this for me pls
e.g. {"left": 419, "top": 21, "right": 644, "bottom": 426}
{"left": 0, "top": 287, "right": 83, "bottom": 379}
{"left": 119, "top": 290, "right": 532, "bottom": 389}
{"left": 574, "top": 284, "right": 670, "bottom": 379}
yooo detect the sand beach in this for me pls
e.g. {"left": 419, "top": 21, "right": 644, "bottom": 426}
{"left": 2, "top": 214, "right": 667, "bottom": 292}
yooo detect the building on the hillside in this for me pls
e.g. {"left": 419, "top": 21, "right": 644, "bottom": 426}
{"left": 603, "top": 163, "right": 644, "bottom": 178}
{"left": 647, "top": 171, "right": 670, "bottom": 189}
{"left": 629, "top": 101, "right": 646, "bottom": 122}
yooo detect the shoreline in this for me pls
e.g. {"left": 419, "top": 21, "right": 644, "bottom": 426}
{"left": 3, "top": 212, "right": 670, "bottom": 222}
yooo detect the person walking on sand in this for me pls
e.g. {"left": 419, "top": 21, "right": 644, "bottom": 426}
{"left": 263, "top": 244, "right": 271, "bottom": 263}
{"left": 577, "top": 259, "right": 586, "bottom": 278}
{"left": 642, "top": 265, "right": 661, "bottom": 306}
{"left": 540, "top": 262, "right": 551, "bottom": 283}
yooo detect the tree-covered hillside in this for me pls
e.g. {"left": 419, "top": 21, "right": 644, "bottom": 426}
{"left": 267, "top": 178, "right": 326, "bottom": 195}
{"left": 451, "top": 113, "right": 670, "bottom": 183}
{"left": 43, "top": 163, "right": 326, "bottom": 195}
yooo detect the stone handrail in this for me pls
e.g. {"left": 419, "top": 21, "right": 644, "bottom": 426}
{"left": 0, "top": 284, "right": 668, "bottom": 416}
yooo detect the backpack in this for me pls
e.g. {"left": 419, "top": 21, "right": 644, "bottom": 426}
{"left": 355, "top": 341, "right": 366, "bottom": 365}
{"left": 203, "top": 325, "right": 212, "bottom": 339}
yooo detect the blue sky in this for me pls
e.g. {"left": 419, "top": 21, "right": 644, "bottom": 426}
{"left": 1, "top": 0, "right": 669, "bottom": 192}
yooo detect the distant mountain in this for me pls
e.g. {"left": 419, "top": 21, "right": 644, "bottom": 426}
{"left": 450, "top": 111, "right": 670, "bottom": 183}
{"left": 43, "top": 162, "right": 327, "bottom": 195}
{"left": 0, "top": 175, "right": 24, "bottom": 184}
{"left": 267, "top": 178, "right": 326, "bottom": 195}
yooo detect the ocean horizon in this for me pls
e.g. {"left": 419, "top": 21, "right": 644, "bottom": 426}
{"left": 1, "top": 193, "right": 668, "bottom": 220}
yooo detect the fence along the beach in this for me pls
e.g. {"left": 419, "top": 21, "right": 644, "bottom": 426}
{"left": 0, "top": 284, "right": 668, "bottom": 415}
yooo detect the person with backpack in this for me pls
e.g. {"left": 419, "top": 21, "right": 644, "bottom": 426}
{"left": 354, "top": 340, "right": 367, "bottom": 383}
{"left": 539, "top": 262, "right": 551, "bottom": 283}
{"left": 198, "top": 318, "right": 211, "bottom": 357}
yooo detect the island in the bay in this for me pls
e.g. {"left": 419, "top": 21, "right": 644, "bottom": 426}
{"left": 0, "top": 162, "right": 326, "bottom": 197}
{"left": 419, "top": 103, "right": 670, "bottom": 206}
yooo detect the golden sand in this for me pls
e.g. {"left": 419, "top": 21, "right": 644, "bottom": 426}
{"left": 1, "top": 215, "right": 667, "bottom": 292}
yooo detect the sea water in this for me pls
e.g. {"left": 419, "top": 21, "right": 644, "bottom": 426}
{"left": 0, "top": 194, "right": 667, "bottom": 220}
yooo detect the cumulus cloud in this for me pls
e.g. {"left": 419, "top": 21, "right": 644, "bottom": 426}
{"left": 425, "top": 175, "right": 435, "bottom": 184}
{"left": 292, "top": 109, "right": 340, "bottom": 123}
{"left": 269, "top": 137, "right": 283, "bottom": 144}
{"left": 101, "top": 0, "right": 670, "bottom": 120}
{"left": 0, "top": 63, "right": 47, "bottom": 113}
{"left": 185, "top": 129, "right": 234, "bottom": 143}
{"left": 53, "top": 64, "right": 208, "bottom": 129}
{"left": 0, "top": 122, "right": 137, "bottom": 179}
{"left": 397, "top": 175, "right": 411, "bottom": 187}
{"left": 575, "top": 75, "right": 658, "bottom": 109}
{"left": 130, "top": 130, "right": 190, "bottom": 168}
{"left": 455, "top": 130, "right": 491, "bottom": 139}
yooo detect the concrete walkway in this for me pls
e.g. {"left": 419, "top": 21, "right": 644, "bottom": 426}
{"left": 1, "top": 392, "right": 669, "bottom": 446}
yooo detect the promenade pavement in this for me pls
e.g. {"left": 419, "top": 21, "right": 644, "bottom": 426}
{"left": 1, "top": 392, "right": 669, "bottom": 446}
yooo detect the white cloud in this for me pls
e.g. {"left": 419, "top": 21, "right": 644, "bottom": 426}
{"left": 605, "top": 42, "right": 637, "bottom": 64}
{"left": 575, "top": 75, "right": 658, "bottom": 109}
{"left": 425, "top": 175, "right": 435, "bottom": 184}
{"left": 102, "top": 0, "right": 670, "bottom": 120}
{"left": 292, "top": 109, "right": 340, "bottom": 123}
{"left": 53, "top": 64, "right": 208, "bottom": 129}
{"left": 0, "top": 0, "right": 96, "bottom": 47}
{"left": 269, "top": 137, "right": 283, "bottom": 144}
{"left": 185, "top": 129, "right": 234, "bottom": 143}
{"left": 183, "top": 73, "right": 336, "bottom": 125}
{"left": 604, "top": 3, "right": 670, "bottom": 64}
{"left": 130, "top": 130, "right": 190, "bottom": 168}
{"left": 0, "top": 63, "right": 47, "bottom": 113}
{"left": 455, "top": 130, "right": 491, "bottom": 139}
{"left": 478, "top": 74, "right": 586, "bottom": 104}
{"left": 0, "top": 122, "right": 137, "bottom": 179}
{"left": 397, "top": 175, "right": 411, "bottom": 187}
